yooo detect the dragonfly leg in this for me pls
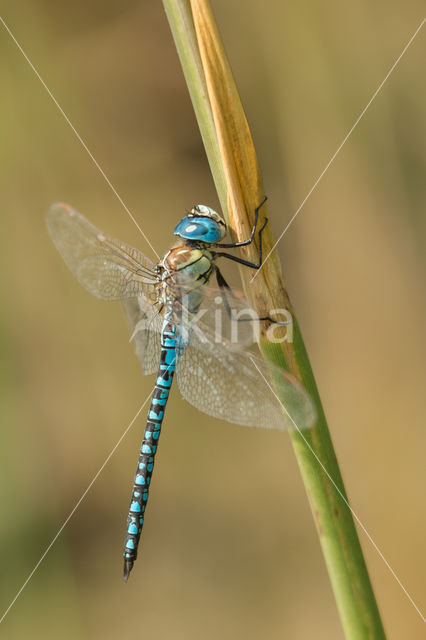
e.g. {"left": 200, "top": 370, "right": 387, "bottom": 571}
{"left": 215, "top": 196, "right": 268, "bottom": 248}
{"left": 214, "top": 268, "right": 235, "bottom": 318}
{"left": 214, "top": 202, "right": 268, "bottom": 270}
{"left": 215, "top": 267, "right": 290, "bottom": 326}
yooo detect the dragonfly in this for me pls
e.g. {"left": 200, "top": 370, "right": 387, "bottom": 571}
{"left": 46, "top": 197, "right": 315, "bottom": 580}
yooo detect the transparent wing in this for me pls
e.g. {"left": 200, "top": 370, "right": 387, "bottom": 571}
{"left": 123, "top": 296, "right": 163, "bottom": 375}
{"left": 121, "top": 275, "right": 277, "bottom": 344}
{"left": 130, "top": 275, "right": 290, "bottom": 349}
{"left": 168, "top": 282, "right": 282, "bottom": 349}
{"left": 122, "top": 281, "right": 264, "bottom": 376}
{"left": 47, "top": 203, "right": 157, "bottom": 300}
{"left": 118, "top": 278, "right": 310, "bottom": 428}
{"left": 174, "top": 309, "right": 315, "bottom": 431}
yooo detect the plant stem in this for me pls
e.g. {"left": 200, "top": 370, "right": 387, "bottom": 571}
{"left": 163, "top": 1, "right": 386, "bottom": 637}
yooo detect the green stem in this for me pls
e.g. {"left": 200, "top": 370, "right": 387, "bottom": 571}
{"left": 262, "top": 322, "right": 386, "bottom": 638}
{"left": 163, "top": 1, "right": 386, "bottom": 637}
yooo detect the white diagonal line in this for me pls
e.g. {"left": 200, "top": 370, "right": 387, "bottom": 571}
{"left": 0, "top": 390, "right": 152, "bottom": 625}
{"left": 0, "top": 16, "right": 160, "bottom": 261}
{"left": 251, "top": 17, "right": 426, "bottom": 282}
{"left": 249, "top": 357, "right": 426, "bottom": 623}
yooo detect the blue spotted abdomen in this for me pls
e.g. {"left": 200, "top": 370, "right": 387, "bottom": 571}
{"left": 123, "top": 314, "right": 176, "bottom": 579}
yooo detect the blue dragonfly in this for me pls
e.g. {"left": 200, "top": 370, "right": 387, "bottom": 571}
{"left": 47, "top": 198, "right": 315, "bottom": 580}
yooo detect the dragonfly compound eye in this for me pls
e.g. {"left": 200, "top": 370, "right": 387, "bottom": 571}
{"left": 174, "top": 214, "right": 226, "bottom": 243}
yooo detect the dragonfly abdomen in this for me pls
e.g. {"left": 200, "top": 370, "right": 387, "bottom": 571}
{"left": 123, "top": 313, "right": 176, "bottom": 581}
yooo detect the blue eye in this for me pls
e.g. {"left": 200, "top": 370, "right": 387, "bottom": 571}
{"left": 174, "top": 216, "right": 225, "bottom": 243}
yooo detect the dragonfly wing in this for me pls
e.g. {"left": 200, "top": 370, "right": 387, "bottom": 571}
{"left": 123, "top": 296, "right": 162, "bottom": 375}
{"left": 170, "top": 282, "right": 284, "bottom": 349}
{"left": 47, "top": 203, "right": 157, "bottom": 301}
{"left": 175, "top": 327, "right": 315, "bottom": 431}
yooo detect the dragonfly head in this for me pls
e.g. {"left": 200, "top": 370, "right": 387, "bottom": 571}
{"left": 174, "top": 205, "right": 226, "bottom": 244}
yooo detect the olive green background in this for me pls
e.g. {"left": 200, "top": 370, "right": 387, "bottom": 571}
{"left": 0, "top": 1, "right": 425, "bottom": 638}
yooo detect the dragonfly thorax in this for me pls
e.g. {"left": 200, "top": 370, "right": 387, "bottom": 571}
{"left": 157, "top": 245, "right": 216, "bottom": 313}
{"left": 174, "top": 204, "right": 226, "bottom": 244}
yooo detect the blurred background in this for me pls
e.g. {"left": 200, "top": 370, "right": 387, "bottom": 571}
{"left": 0, "top": 1, "right": 425, "bottom": 638}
